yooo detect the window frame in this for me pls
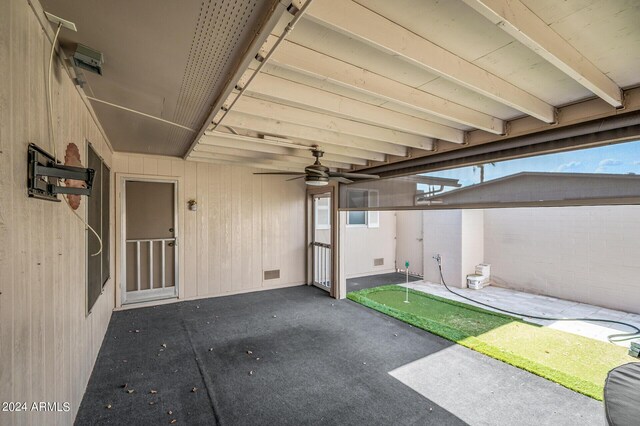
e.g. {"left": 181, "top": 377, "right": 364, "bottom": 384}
{"left": 314, "top": 196, "right": 331, "bottom": 230}
{"left": 86, "top": 142, "right": 110, "bottom": 315}
{"left": 346, "top": 189, "right": 379, "bottom": 228}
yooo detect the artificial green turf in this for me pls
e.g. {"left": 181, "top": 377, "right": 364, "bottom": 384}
{"left": 347, "top": 285, "right": 635, "bottom": 400}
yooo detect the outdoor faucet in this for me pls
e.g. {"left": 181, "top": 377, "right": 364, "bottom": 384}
{"left": 433, "top": 254, "right": 442, "bottom": 265}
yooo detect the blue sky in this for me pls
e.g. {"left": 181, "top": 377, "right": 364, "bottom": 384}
{"left": 422, "top": 139, "right": 640, "bottom": 189}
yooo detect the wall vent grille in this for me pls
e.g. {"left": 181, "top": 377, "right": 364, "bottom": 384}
{"left": 374, "top": 258, "right": 384, "bottom": 266}
{"left": 264, "top": 269, "right": 280, "bottom": 280}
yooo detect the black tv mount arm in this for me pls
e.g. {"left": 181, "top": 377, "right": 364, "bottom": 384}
{"left": 28, "top": 143, "right": 95, "bottom": 201}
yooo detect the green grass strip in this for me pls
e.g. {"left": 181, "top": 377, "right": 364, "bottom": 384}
{"left": 347, "top": 285, "right": 635, "bottom": 400}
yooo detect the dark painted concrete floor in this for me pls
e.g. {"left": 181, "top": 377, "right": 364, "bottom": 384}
{"left": 347, "top": 272, "right": 421, "bottom": 293}
{"left": 76, "top": 285, "right": 603, "bottom": 425}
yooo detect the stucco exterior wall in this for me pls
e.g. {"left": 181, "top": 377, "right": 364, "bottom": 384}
{"left": 344, "top": 211, "right": 397, "bottom": 278}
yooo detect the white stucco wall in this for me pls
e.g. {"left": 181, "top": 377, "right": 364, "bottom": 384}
{"left": 396, "top": 210, "right": 424, "bottom": 276}
{"left": 344, "top": 211, "right": 397, "bottom": 278}
{"left": 484, "top": 206, "right": 640, "bottom": 313}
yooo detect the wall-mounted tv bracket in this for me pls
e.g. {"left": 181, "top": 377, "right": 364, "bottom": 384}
{"left": 28, "top": 143, "right": 95, "bottom": 201}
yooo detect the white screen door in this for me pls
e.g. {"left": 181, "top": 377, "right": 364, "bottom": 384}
{"left": 122, "top": 179, "right": 178, "bottom": 304}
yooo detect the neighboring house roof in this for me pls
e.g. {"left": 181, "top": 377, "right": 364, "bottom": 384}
{"left": 422, "top": 172, "right": 640, "bottom": 205}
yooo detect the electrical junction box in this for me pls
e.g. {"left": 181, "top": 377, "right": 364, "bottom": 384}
{"left": 73, "top": 44, "right": 104, "bottom": 75}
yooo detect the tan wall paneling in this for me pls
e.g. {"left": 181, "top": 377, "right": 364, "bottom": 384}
{"left": 0, "top": 0, "right": 115, "bottom": 424}
{"left": 112, "top": 153, "right": 307, "bottom": 305}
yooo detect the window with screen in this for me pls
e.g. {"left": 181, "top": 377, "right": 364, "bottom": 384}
{"left": 87, "top": 144, "right": 110, "bottom": 313}
{"left": 346, "top": 189, "right": 379, "bottom": 227}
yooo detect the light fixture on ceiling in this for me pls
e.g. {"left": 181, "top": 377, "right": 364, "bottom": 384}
{"left": 305, "top": 175, "right": 329, "bottom": 186}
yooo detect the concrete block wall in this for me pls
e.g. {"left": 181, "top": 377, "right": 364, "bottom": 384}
{"left": 484, "top": 206, "right": 640, "bottom": 313}
{"left": 461, "top": 210, "right": 485, "bottom": 283}
{"left": 423, "top": 210, "right": 484, "bottom": 287}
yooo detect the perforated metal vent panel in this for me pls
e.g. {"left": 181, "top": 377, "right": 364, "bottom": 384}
{"left": 166, "top": 0, "right": 279, "bottom": 153}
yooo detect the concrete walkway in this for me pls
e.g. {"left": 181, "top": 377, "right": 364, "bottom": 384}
{"left": 402, "top": 281, "right": 640, "bottom": 348}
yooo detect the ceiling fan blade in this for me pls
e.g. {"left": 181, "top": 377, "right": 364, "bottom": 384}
{"left": 253, "top": 172, "right": 306, "bottom": 176}
{"left": 329, "top": 172, "right": 380, "bottom": 179}
{"left": 330, "top": 176, "right": 353, "bottom": 184}
{"left": 305, "top": 168, "right": 327, "bottom": 176}
{"left": 286, "top": 175, "right": 306, "bottom": 181}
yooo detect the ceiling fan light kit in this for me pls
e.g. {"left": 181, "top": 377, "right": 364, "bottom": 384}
{"left": 305, "top": 176, "right": 330, "bottom": 186}
{"left": 253, "top": 148, "right": 380, "bottom": 185}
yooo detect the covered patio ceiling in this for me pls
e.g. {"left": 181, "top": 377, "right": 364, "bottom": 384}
{"left": 192, "top": 0, "right": 640, "bottom": 172}
{"left": 42, "top": 0, "right": 640, "bottom": 171}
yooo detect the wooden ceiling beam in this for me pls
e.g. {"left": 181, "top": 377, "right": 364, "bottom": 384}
{"left": 270, "top": 37, "right": 505, "bottom": 134}
{"left": 189, "top": 152, "right": 310, "bottom": 173}
{"left": 199, "top": 133, "right": 368, "bottom": 165}
{"left": 230, "top": 96, "right": 434, "bottom": 149}
{"left": 306, "top": 0, "right": 556, "bottom": 123}
{"left": 194, "top": 142, "right": 354, "bottom": 169}
{"left": 246, "top": 73, "right": 465, "bottom": 143}
{"left": 462, "top": 0, "right": 623, "bottom": 108}
{"left": 220, "top": 110, "right": 400, "bottom": 160}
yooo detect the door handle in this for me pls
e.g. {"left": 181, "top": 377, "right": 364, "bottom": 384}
{"left": 168, "top": 242, "right": 175, "bottom": 247}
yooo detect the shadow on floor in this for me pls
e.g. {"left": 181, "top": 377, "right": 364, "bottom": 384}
{"left": 76, "top": 285, "right": 464, "bottom": 425}
{"left": 347, "top": 272, "right": 421, "bottom": 293}
{"left": 75, "top": 285, "right": 602, "bottom": 426}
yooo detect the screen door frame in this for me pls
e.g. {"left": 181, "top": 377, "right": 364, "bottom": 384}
{"left": 119, "top": 175, "right": 181, "bottom": 305}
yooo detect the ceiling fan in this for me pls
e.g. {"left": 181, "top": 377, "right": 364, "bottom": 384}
{"left": 253, "top": 149, "right": 380, "bottom": 186}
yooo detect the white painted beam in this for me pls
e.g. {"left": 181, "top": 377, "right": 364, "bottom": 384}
{"left": 193, "top": 144, "right": 353, "bottom": 169}
{"left": 462, "top": 0, "right": 623, "bottom": 107}
{"left": 246, "top": 73, "right": 466, "bottom": 143}
{"left": 231, "top": 96, "right": 433, "bottom": 149}
{"left": 188, "top": 155, "right": 306, "bottom": 173}
{"left": 189, "top": 152, "right": 309, "bottom": 172}
{"left": 306, "top": 0, "right": 556, "bottom": 123}
{"left": 199, "top": 134, "right": 369, "bottom": 165}
{"left": 270, "top": 38, "right": 505, "bottom": 134}
{"left": 221, "top": 110, "right": 402, "bottom": 159}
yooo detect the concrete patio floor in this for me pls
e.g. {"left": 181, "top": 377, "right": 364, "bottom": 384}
{"left": 76, "top": 285, "right": 603, "bottom": 425}
{"left": 401, "top": 281, "right": 640, "bottom": 348}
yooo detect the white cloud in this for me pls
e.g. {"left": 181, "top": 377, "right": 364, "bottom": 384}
{"left": 596, "top": 158, "right": 623, "bottom": 172}
{"left": 554, "top": 161, "right": 581, "bottom": 172}
{"left": 598, "top": 159, "right": 623, "bottom": 167}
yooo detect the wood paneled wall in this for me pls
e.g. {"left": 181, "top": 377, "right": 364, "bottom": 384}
{"left": 113, "top": 154, "right": 307, "bottom": 305}
{"left": 0, "top": 0, "right": 115, "bottom": 424}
